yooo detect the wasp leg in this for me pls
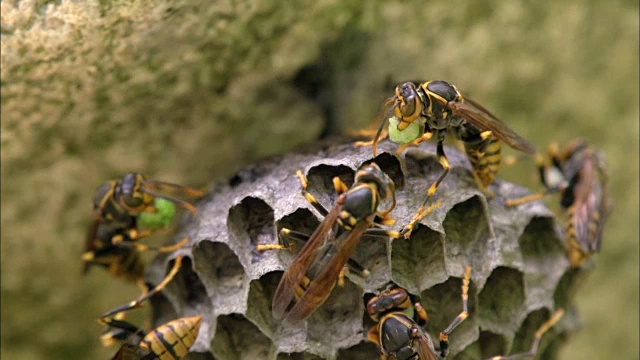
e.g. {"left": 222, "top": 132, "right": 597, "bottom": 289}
{"left": 111, "top": 226, "right": 174, "bottom": 248}
{"left": 485, "top": 309, "right": 564, "bottom": 360}
{"left": 354, "top": 128, "right": 389, "bottom": 149}
{"left": 505, "top": 184, "right": 565, "bottom": 207}
{"left": 438, "top": 266, "right": 472, "bottom": 359}
{"left": 400, "top": 201, "right": 443, "bottom": 240}
{"left": 394, "top": 131, "right": 434, "bottom": 156}
{"left": 332, "top": 176, "right": 350, "bottom": 195}
{"left": 256, "top": 227, "right": 300, "bottom": 252}
{"left": 505, "top": 193, "right": 547, "bottom": 207}
{"left": 115, "top": 236, "right": 190, "bottom": 254}
{"left": 99, "top": 312, "right": 146, "bottom": 347}
{"left": 100, "top": 256, "right": 184, "bottom": 319}
{"left": 505, "top": 150, "right": 566, "bottom": 207}
{"left": 350, "top": 127, "right": 386, "bottom": 138}
{"left": 401, "top": 135, "right": 449, "bottom": 239}
{"left": 296, "top": 170, "right": 331, "bottom": 217}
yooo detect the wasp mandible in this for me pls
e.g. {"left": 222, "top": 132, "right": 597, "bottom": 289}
{"left": 506, "top": 139, "right": 611, "bottom": 267}
{"left": 366, "top": 267, "right": 472, "bottom": 359}
{"left": 357, "top": 80, "right": 536, "bottom": 238}
{"left": 102, "top": 314, "right": 203, "bottom": 360}
{"left": 267, "top": 163, "right": 408, "bottom": 322}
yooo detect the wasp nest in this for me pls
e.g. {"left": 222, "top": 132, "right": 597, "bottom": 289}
{"left": 147, "top": 140, "right": 585, "bottom": 360}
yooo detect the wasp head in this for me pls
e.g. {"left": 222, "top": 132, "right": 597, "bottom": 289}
{"left": 393, "top": 82, "right": 426, "bottom": 130}
{"left": 118, "top": 173, "right": 154, "bottom": 211}
{"left": 366, "top": 287, "right": 410, "bottom": 321}
{"left": 355, "top": 163, "right": 395, "bottom": 201}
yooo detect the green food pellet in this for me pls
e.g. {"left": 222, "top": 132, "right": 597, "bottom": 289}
{"left": 139, "top": 197, "right": 177, "bottom": 229}
{"left": 388, "top": 116, "right": 424, "bottom": 144}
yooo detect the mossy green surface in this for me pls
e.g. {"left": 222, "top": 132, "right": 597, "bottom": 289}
{"left": 1, "top": 0, "right": 637, "bottom": 359}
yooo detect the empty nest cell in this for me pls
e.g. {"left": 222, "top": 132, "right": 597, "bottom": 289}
{"left": 390, "top": 225, "right": 447, "bottom": 291}
{"left": 211, "top": 313, "right": 273, "bottom": 360}
{"left": 192, "top": 241, "right": 246, "bottom": 314}
{"left": 477, "top": 266, "right": 526, "bottom": 335}
{"left": 226, "top": 196, "right": 276, "bottom": 265}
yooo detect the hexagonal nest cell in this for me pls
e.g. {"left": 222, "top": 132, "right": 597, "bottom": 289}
{"left": 148, "top": 139, "right": 591, "bottom": 359}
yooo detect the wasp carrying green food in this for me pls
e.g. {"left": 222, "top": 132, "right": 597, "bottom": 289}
{"left": 366, "top": 267, "right": 472, "bottom": 360}
{"left": 82, "top": 173, "right": 205, "bottom": 319}
{"left": 356, "top": 80, "right": 536, "bottom": 238}
{"left": 263, "top": 163, "right": 406, "bottom": 322}
{"left": 506, "top": 139, "right": 611, "bottom": 267}
{"left": 102, "top": 314, "right": 203, "bottom": 360}
{"left": 82, "top": 173, "right": 204, "bottom": 284}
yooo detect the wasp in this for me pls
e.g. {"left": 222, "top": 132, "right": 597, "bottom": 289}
{"left": 356, "top": 80, "right": 536, "bottom": 238}
{"left": 267, "top": 163, "right": 410, "bottom": 322}
{"left": 366, "top": 267, "right": 471, "bottom": 359}
{"left": 82, "top": 173, "right": 204, "bottom": 318}
{"left": 82, "top": 172, "right": 204, "bottom": 282}
{"left": 102, "top": 314, "right": 203, "bottom": 360}
{"left": 506, "top": 139, "right": 611, "bottom": 267}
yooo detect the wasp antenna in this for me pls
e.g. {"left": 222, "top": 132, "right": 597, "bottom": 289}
{"left": 372, "top": 97, "right": 397, "bottom": 156}
{"left": 141, "top": 188, "right": 199, "bottom": 215}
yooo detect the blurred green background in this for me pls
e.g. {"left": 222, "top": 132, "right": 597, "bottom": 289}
{"left": 1, "top": 0, "right": 637, "bottom": 359}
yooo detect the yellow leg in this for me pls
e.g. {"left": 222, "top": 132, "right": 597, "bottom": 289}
{"left": 133, "top": 236, "right": 190, "bottom": 253}
{"left": 401, "top": 201, "right": 443, "bottom": 239}
{"left": 354, "top": 130, "right": 389, "bottom": 148}
{"left": 333, "top": 176, "right": 350, "bottom": 195}
{"left": 486, "top": 309, "right": 564, "bottom": 360}
{"left": 438, "top": 266, "right": 472, "bottom": 359}
{"left": 505, "top": 193, "right": 546, "bottom": 207}
{"left": 394, "top": 131, "right": 434, "bottom": 156}
{"left": 100, "top": 256, "right": 184, "bottom": 319}
{"left": 338, "top": 265, "right": 348, "bottom": 287}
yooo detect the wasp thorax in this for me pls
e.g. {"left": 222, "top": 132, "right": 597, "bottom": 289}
{"left": 425, "top": 80, "right": 459, "bottom": 103}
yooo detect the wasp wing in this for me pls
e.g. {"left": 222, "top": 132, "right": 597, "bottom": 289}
{"left": 284, "top": 219, "right": 371, "bottom": 321}
{"left": 414, "top": 327, "right": 440, "bottom": 360}
{"left": 141, "top": 180, "right": 205, "bottom": 198}
{"left": 568, "top": 149, "right": 611, "bottom": 253}
{"left": 141, "top": 180, "right": 205, "bottom": 215}
{"left": 450, "top": 98, "right": 536, "bottom": 154}
{"left": 271, "top": 204, "right": 343, "bottom": 320}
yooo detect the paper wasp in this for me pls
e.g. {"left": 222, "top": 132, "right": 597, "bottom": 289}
{"left": 265, "top": 163, "right": 407, "bottom": 322}
{"left": 82, "top": 173, "right": 204, "bottom": 284}
{"left": 505, "top": 139, "right": 611, "bottom": 267}
{"left": 356, "top": 80, "right": 536, "bottom": 238}
{"left": 102, "top": 314, "right": 203, "bottom": 360}
{"left": 366, "top": 267, "right": 471, "bottom": 359}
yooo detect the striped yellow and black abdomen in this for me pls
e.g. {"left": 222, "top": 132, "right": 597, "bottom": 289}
{"left": 464, "top": 136, "right": 502, "bottom": 188}
{"left": 141, "top": 315, "right": 203, "bottom": 360}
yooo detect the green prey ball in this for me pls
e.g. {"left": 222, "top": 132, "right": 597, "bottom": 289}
{"left": 388, "top": 116, "right": 424, "bottom": 144}
{"left": 139, "top": 197, "right": 177, "bottom": 229}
